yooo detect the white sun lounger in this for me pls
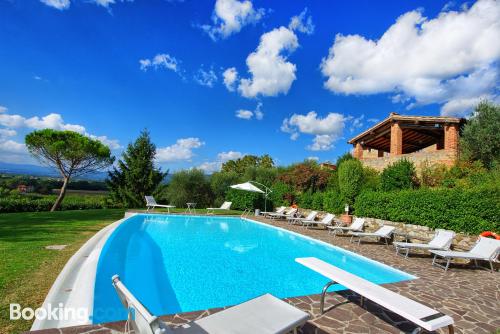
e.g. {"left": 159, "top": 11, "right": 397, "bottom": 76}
{"left": 145, "top": 196, "right": 175, "bottom": 213}
{"left": 206, "top": 201, "right": 232, "bottom": 214}
{"left": 295, "top": 257, "right": 454, "bottom": 333}
{"left": 288, "top": 211, "right": 318, "bottom": 225}
{"left": 261, "top": 206, "right": 286, "bottom": 217}
{"left": 328, "top": 217, "right": 364, "bottom": 237}
{"left": 269, "top": 207, "right": 297, "bottom": 220}
{"left": 349, "top": 225, "right": 395, "bottom": 246}
{"left": 430, "top": 236, "right": 500, "bottom": 272}
{"left": 112, "top": 275, "right": 309, "bottom": 334}
{"left": 303, "top": 213, "right": 335, "bottom": 229}
{"left": 394, "top": 229, "right": 455, "bottom": 258}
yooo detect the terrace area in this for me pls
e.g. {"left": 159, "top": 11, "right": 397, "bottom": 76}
{"left": 28, "top": 213, "right": 500, "bottom": 334}
{"left": 349, "top": 113, "right": 466, "bottom": 171}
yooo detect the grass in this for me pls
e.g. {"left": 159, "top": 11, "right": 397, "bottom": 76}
{"left": 0, "top": 209, "right": 125, "bottom": 334}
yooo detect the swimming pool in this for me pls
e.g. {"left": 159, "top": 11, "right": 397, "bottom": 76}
{"left": 92, "top": 214, "right": 414, "bottom": 324}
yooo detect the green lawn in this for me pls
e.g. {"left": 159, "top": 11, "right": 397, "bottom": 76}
{"left": 0, "top": 209, "right": 125, "bottom": 334}
{"left": 0, "top": 208, "right": 243, "bottom": 333}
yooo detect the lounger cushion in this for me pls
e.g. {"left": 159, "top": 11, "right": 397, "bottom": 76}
{"left": 172, "top": 294, "right": 309, "bottom": 334}
{"left": 430, "top": 250, "right": 492, "bottom": 260}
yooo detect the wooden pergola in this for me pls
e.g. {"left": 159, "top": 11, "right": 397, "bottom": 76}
{"left": 348, "top": 113, "right": 465, "bottom": 159}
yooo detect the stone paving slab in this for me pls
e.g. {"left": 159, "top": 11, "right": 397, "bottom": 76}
{"left": 27, "top": 216, "right": 500, "bottom": 334}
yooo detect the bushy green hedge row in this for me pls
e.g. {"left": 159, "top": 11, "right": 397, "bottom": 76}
{"left": 354, "top": 186, "right": 499, "bottom": 234}
{"left": 0, "top": 195, "right": 121, "bottom": 213}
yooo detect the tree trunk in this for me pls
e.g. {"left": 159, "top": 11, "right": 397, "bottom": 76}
{"left": 51, "top": 176, "right": 69, "bottom": 212}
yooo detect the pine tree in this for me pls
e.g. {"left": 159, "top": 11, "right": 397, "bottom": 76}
{"left": 107, "top": 130, "right": 166, "bottom": 207}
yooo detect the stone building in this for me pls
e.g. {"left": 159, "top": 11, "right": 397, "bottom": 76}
{"left": 348, "top": 113, "right": 465, "bottom": 171}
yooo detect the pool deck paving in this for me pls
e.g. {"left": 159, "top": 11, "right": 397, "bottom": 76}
{"left": 27, "top": 215, "right": 500, "bottom": 334}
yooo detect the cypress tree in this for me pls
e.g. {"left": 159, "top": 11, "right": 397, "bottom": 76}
{"left": 107, "top": 130, "right": 166, "bottom": 207}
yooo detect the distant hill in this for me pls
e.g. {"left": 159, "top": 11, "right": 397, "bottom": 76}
{"left": 0, "top": 162, "right": 108, "bottom": 180}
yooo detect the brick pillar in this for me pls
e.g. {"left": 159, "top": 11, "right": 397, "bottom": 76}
{"left": 353, "top": 143, "right": 363, "bottom": 159}
{"left": 390, "top": 122, "right": 403, "bottom": 156}
{"left": 444, "top": 123, "right": 459, "bottom": 151}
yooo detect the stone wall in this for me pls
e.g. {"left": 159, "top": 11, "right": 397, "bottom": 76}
{"left": 359, "top": 148, "right": 457, "bottom": 172}
{"left": 297, "top": 209, "right": 478, "bottom": 251}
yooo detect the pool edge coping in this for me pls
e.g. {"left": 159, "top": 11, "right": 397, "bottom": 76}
{"left": 30, "top": 212, "right": 137, "bottom": 331}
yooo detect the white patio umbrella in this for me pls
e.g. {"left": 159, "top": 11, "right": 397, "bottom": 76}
{"left": 230, "top": 181, "right": 272, "bottom": 212}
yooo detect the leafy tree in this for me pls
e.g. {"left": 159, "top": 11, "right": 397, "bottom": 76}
{"left": 460, "top": 101, "right": 500, "bottom": 169}
{"left": 380, "top": 158, "right": 418, "bottom": 191}
{"left": 210, "top": 171, "right": 241, "bottom": 205}
{"left": 25, "top": 129, "right": 114, "bottom": 211}
{"left": 221, "top": 154, "right": 274, "bottom": 174}
{"left": 242, "top": 166, "right": 278, "bottom": 187}
{"left": 107, "top": 130, "right": 166, "bottom": 207}
{"left": 338, "top": 159, "right": 364, "bottom": 205}
{"left": 166, "top": 169, "right": 213, "bottom": 207}
{"left": 278, "top": 161, "right": 331, "bottom": 193}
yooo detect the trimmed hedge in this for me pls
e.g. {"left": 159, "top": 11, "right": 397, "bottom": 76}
{"left": 354, "top": 186, "right": 500, "bottom": 234}
{"left": 0, "top": 195, "right": 121, "bottom": 213}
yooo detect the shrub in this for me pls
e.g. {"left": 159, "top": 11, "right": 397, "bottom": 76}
{"left": 311, "top": 192, "right": 324, "bottom": 210}
{"left": 323, "top": 191, "right": 345, "bottom": 214}
{"left": 298, "top": 191, "right": 313, "bottom": 208}
{"left": 225, "top": 188, "right": 265, "bottom": 210}
{"left": 269, "top": 182, "right": 295, "bottom": 207}
{"left": 362, "top": 166, "right": 380, "bottom": 191}
{"left": 419, "top": 161, "right": 448, "bottom": 188}
{"left": 354, "top": 186, "right": 500, "bottom": 234}
{"left": 0, "top": 195, "right": 121, "bottom": 213}
{"left": 338, "top": 159, "right": 364, "bottom": 205}
{"left": 380, "top": 158, "right": 418, "bottom": 191}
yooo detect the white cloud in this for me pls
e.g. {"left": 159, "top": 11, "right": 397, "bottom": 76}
{"left": 0, "top": 106, "right": 7, "bottom": 113}
{"left": 88, "top": 135, "right": 122, "bottom": 150}
{"left": 194, "top": 68, "right": 218, "bottom": 87}
{"left": 140, "top": 53, "right": 179, "bottom": 73}
{"left": 288, "top": 8, "right": 315, "bottom": 35}
{"left": 235, "top": 109, "right": 253, "bottom": 119}
{"left": 156, "top": 138, "right": 204, "bottom": 163}
{"left": 0, "top": 109, "right": 121, "bottom": 150}
{"left": 281, "top": 111, "right": 347, "bottom": 151}
{"left": 223, "top": 67, "right": 238, "bottom": 91}
{"left": 198, "top": 150, "right": 243, "bottom": 173}
{"left": 217, "top": 150, "right": 243, "bottom": 161}
{"left": 40, "top": 0, "right": 131, "bottom": 10}
{"left": 0, "top": 129, "right": 17, "bottom": 138}
{"left": 238, "top": 27, "right": 299, "bottom": 98}
{"left": 40, "top": 0, "right": 70, "bottom": 10}
{"left": 307, "top": 156, "right": 319, "bottom": 161}
{"left": 24, "top": 113, "right": 86, "bottom": 133}
{"left": 320, "top": 0, "right": 500, "bottom": 117}
{"left": 235, "top": 102, "right": 263, "bottom": 120}
{"left": 201, "top": 0, "right": 265, "bottom": 41}
{"left": 0, "top": 139, "right": 25, "bottom": 153}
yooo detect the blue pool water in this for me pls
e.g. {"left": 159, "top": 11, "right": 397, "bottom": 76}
{"left": 92, "top": 214, "right": 414, "bottom": 324}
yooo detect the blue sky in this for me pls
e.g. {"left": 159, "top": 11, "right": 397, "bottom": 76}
{"left": 0, "top": 0, "right": 499, "bottom": 172}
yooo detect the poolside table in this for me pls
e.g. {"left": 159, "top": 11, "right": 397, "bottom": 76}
{"left": 185, "top": 202, "right": 196, "bottom": 214}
